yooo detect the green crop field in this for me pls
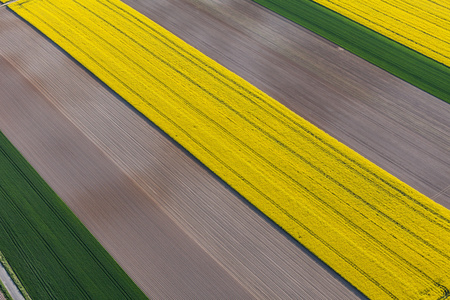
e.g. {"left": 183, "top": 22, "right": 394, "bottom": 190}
{"left": 251, "top": 0, "right": 450, "bottom": 104}
{"left": 0, "top": 131, "right": 147, "bottom": 299}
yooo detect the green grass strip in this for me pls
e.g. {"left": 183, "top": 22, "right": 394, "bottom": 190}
{"left": 0, "top": 131, "right": 147, "bottom": 299}
{"left": 251, "top": 0, "right": 450, "bottom": 104}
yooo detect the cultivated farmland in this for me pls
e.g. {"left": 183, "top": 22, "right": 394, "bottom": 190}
{"left": 5, "top": 0, "right": 450, "bottom": 299}
{"left": 251, "top": 0, "right": 450, "bottom": 103}
{"left": 0, "top": 7, "right": 367, "bottom": 299}
{"left": 0, "top": 132, "right": 147, "bottom": 299}
{"left": 0, "top": 291, "right": 7, "bottom": 300}
{"left": 0, "top": 15, "right": 258, "bottom": 299}
{"left": 2, "top": 1, "right": 448, "bottom": 299}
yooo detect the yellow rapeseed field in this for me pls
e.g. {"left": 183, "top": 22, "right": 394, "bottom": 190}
{"left": 7, "top": 0, "right": 450, "bottom": 298}
{"left": 312, "top": 0, "right": 450, "bottom": 67}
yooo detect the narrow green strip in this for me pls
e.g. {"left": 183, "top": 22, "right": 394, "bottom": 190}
{"left": 251, "top": 0, "right": 450, "bottom": 103}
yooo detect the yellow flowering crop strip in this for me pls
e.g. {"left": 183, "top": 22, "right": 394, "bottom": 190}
{"left": 6, "top": 0, "right": 450, "bottom": 298}
{"left": 312, "top": 0, "right": 450, "bottom": 67}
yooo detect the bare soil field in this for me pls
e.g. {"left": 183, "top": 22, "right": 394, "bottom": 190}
{"left": 0, "top": 0, "right": 448, "bottom": 299}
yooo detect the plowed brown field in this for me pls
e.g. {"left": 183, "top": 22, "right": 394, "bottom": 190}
{"left": 0, "top": 0, "right": 448, "bottom": 299}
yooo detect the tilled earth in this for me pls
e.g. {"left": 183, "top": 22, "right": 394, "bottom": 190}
{"left": 0, "top": 0, "right": 449, "bottom": 299}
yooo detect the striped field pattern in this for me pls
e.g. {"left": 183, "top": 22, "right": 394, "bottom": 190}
{"left": 5, "top": 0, "right": 450, "bottom": 299}
{"left": 312, "top": 0, "right": 450, "bottom": 67}
{"left": 0, "top": 131, "right": 147, "bottom": 299}
{"left": 250, "top": 0, "right": 450, "bottom": 104}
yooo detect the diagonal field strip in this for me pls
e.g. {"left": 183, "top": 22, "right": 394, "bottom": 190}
{"left": 312, "top": 0, "right": 450, "bottom": 68}
{"left": 0, "top": 131, "right": 148, "bottom": 299}
{"left": 250, "top": 0, "right": 450, "bottom": 104}
{"left": 0, "top": 251, "right": 29, "bottom": 300}
{"left": 4, "top": 0, "right": 450, "bottom": 299}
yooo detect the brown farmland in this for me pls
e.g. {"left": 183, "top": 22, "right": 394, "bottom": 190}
{"left": 0, "top": 0, "right": 449, "bottom": 299}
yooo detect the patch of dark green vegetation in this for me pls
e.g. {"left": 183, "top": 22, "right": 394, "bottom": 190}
{"left": 252, "top": 0, "right": 450, "bottom": 104}
{"left": 0, "top": 131, "right": 147, "bottom": 299}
